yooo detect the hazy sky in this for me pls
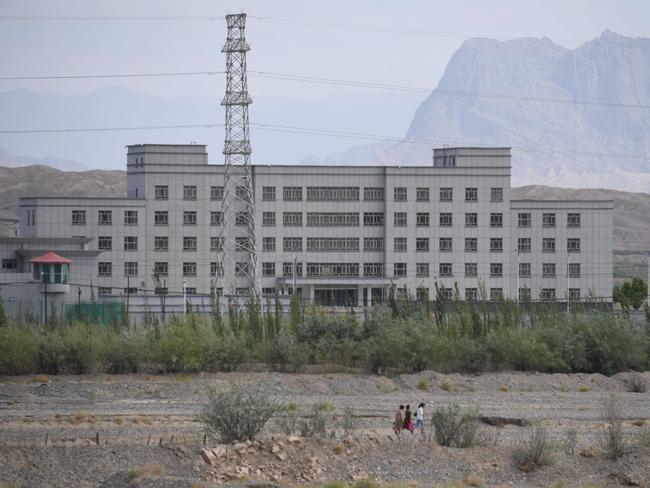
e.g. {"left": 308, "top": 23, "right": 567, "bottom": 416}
{"left": 2, "top": 0, "right": 650, "bottom": 100}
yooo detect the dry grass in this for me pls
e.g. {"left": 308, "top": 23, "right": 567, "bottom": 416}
{"left": 113, "top": 417, "right": 124, "bottom": 425}
{"left": 130, "top": 463, "right": 166, "bottom": 486}
{"left": 498, "top": 385, "right": 509, "bottom": 392}
{"left": 334, "top": 443, "right": 344, "bottom": 455}
{"left": 439, "top": 380, "right": 454, "bottom": 392}
{"left": 68, "top": 412, "right": 96, "bottom": 425}
{"left": 376, "top": 383, "right": 398, "bottom": 394}
{"left": 578, "top": 385, "right": 590, "bottom": 393}
{"left": 464, "top": 473, "right": 483, "bottom": 486}
{"left": 352, "top": 480, "right": 378, "bottom": 488}
{"left": 416, "top": 379, "right": 430, "bottom": 391}
{"left": 441, "top": 481, "right": 464, "bottom": 488}
{"left": 130, "top": 415, "right": 152, "bottom": 425}
{"left": 632, "top": 419, "right": 645, "bottom": 427}
{"left": 34, "top": 374, "right": 49, "bottom": 383}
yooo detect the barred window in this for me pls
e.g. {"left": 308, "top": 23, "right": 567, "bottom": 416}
{"left": 210, "top": 262, "right": 224, "bottom": 277}
{"left": 518, "top": 238, "right": 531, "bottom": 253}
{"left": 465, "top": 263, "right": 477, "bottom": 277}
{"left": 124, "top": 262, "right": 138, "bottom": 276}
{"left": 154, "top": 211, "right": 168, "bottom": 226}
{"left": 364, "top": 212, "right": 384, "bottom": 226}
{"left": 490, "top": 238, "right": 503, "bottom": 252}
{"left": 519, "top": 262, "right": 531, "bottom": 277}
{"left": 283, "top": 237, "right": 303, "bottom": 252}
{"left": 465, "top": 288, "right": 478, "bottom": 301}
{"left": 490, "top": 213, "right": 503, "bottom": 227}
{"left": 416, "top": 237, "right": 429, "bottom": 252}
{"left": 124, "top": 236, "right": 138, "bottom": 251}
{"left": 465, "top": 187, "right": 478, "bottom": 202}
{"left": 542, "top": 263, "right": 556, "bottom": 278}
{"left": 307, "top": 263, "right": 359, "bottom": 277}
{"left": 155, "top": 287, "right": 168, "bottom": 295}
{"left": 416, "top": 263, "right": 429, "bottom": 277}
{"left": 490, "top": 288, "right": 503, "bottom": 301}
{"left": 364, "top": 263, "right": 384, "bottom": 277}
{"left": 283, "top": 186, "right": 302, "bottom": 201}
{"left": 465, "top": 238, "right": 477, "bottom": 252}
{"left": 394, "top": 187, "right": 407, "bottom": 201}
{"left": 518, "top": 287, "right": 531, "bottom": 301}
{"left": 567, "top": 238, "right": 581, "bottom": 253}
{"left": 210, "top": 237, "right": 224, "bottom": 252}
{"left": 439, "top": 263, "right": 453, "bottom": 277}
{"left": 416, "top": 187, "right": 429, "bottom": 201}
{"left": 518, "top": 212, "right": 531, "bottom": 227}
{"left": 183, "top": 236, "right": 197, "bottom": 251}
{"left": 183, "top": 211, "right": 197, "bottom": 225}
{"left": 262, "top": 211, "right": 276, "bottom": 226}
{"left": 98, "top": 287, "right": 112, "bottom": 296}
{"left": 542, "top": 213, "right": 556, "bottom": 227}
{"left": 439, "top": 237, "right": 452, "bottom": 252}
{"left": 98, "top": 262, "right": 112, "bottom": 277}
{"left": 98, "top": 210, "right": 112, "bottom": 225}
{"left": 183, "top": 185, "right": 197, "bottom": 200}
{"left": 210, "top": 186, "right": 224, "bottom": 201}
{"left": 567, "top": 213, "right": 581, "bottom": 228}
{"left": 307, "top": 238, "right": 359, "bottom": 252}
{"left": 185, "top": 287, "right": 197, "bottom": 295}
{"left": 72, "top": 210, "right": 86, "bottom": 225}
{"left": 262, "top": 262, "right": 275, "bottom": 277}
{"left": 235, "top": 211, "right": 251, "bottom": 226}
{"left": 307, "top": 212, "right": 359, "bottom": 226}
{"left": 283, "top": 212, "right": 303, "bottom": 226}
{"left": 440, "top": 213, "right": 453, "bottom": 227}
{"left": 394, "top": 212, "right": 407, "bottom": 226}
{"left": 541, "top": 288, "right": 556, "bottom": 300}
{"left": 235, "top": 263, "right": 250, "bottom": 277}
{"left": 465, "top": 213, "right": 477, "bottom": 227}
{"left": 416, "top": 212, "right": 430, "bottom": 227}
{"left": 542, "top": 238, "right": 555, "bottom": 253}
{"left": 490, "top": 263, "right": 503, "bottom": 277}
{"left": 442, "top": 288, "right": 454, "bottom": 301}
{"left": 124, "top": 210, "right": 138, "bottom": 225}
{"left": 262, "top": 287, "right": 276, "bottom": 296}
{"left": 236, "top": 237, "right": 252, "bottom": 252}
{"left": 491, "top": 187, "right": 503, "bottom": 202}
{"left": 155, "top": 185, "right": 168, "bottom": 200}
{"left": 364, "top": 187, "right": 384, "bottom": 201}
{"left": 154, "top": 262, "right": 168, "bottom": 276}
{"left": 283, "top": 262, "right": 302, "bottom": 277}
{"left": 236, "top": 186, "right": 248, "bottom": 199}
{"left": 363, "top": 237, "right": 383, "bottom": 251}
{"left": 306, "top": 186, "right": 359, "bottom": 201}
{"left": 262, "top": 186, "right": 275, "bottom": 201}
{"left": 154, "top": 236, "right": 168, "bottom": 251}
{"left": 98, "top": 236, "right": 112, "bottom": 250}
{"left": 393, "top": 263, "right": 407, "bottom": 277}
{"left": 439, "top": 187, "right": 453, "bottom": 202}
{"left": 569, "top": 263, "right": 581, "bottom": 278}
{"left": 210, "top": 211, "right": 223, "bottom": 226}
{"left": 262, "top": 237, "right": 276, "bottom": 252}
{"left": 569, "top": 288, "right": 581, "bottom": 300}
{"left": 394, "top": 237, "right": 407, "bottom": 252}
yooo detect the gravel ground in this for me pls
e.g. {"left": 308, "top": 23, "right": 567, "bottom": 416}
{"left": 1, "top": 371, "right": 650, "bottom": 487}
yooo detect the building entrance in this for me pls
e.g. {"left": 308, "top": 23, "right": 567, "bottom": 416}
{"left": 314, "top": 288, "right": 358, "bottom": 307}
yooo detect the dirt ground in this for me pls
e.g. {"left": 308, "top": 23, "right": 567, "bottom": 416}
{"left": 1, "top": 370, "right": 650, "bottom": 488}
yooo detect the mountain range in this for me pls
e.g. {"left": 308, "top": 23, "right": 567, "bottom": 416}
{"left": 324, "top": 30, "right": 650, "bottom": 192}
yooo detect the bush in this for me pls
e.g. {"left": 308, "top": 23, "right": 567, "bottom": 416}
{"left": 599, "top": 394, "right": 626, "bottom": 459}
{"left": 625, "top": 374, "right": 647, "bottom": 393}
{"left": 200, "top": 386, "right": 281, "bottom": 443}
{"left": 430, "top": 403, "right": 480, "bottom": 448}
{"left": 561, "top": 428, "right": 577, "bottom": 455}
{"left": 0, "top": 326, "right": 38, "bottom": 374}
{"left": 512, "top": 425, "right": 554, "bottom": 472}
{"left": 277, "top": 401, "right": 300, "bottom": 435}
{"left": 341, "top": 405, "right": 357, "bottom": 437}
{"left": 300, "top": 403, "right": 329, "bottom": 438}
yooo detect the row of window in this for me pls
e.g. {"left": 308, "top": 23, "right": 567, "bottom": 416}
{"left": 518, "top": 212, "right": 581, "bottom": 228}
{"left": 72, "top": 210, "right": 139, "bottom": 226}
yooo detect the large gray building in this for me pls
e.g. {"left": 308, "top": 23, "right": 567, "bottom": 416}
{"left": 11, "top": 144, "right": 612, "bottom": 307}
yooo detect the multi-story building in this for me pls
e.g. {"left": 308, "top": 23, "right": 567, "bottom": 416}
{"left": 14, "top": 144, "right": 613, "bottom": 307}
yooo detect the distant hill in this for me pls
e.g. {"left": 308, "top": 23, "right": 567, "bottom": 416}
{"left": 326, "top": 31, "right": 650, "bottom": 193}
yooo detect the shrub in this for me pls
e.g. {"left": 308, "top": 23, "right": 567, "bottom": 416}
{"left": 341, "top": 405, "right": 357, "bottom": 437}
{"left": 277, "top": 401, "right": 300, "bottom": 435}
{"left": 0, "top": 326, "right": 38, "bottom": 374}
{"left": 561, "top": 429, "right": 577, "bottom": 455}
{"left": 512, "top": 425, "right": 554, "bottom": 472}
{"left": 599, "top": 394, "right": 626, "bottom": 459}
{"left": 200, "top": 386, "right": 281, "bottom": 443}
{"left": 322, "top": 482, "right": 347, "bottom": 488}
{"left": 625, "top": 374, "right": 647, "bottom": 393}
{"left": 430, "top": 403, "right": 480, "bottom": 448}
{"left": 464, "top": 474, "right": 483, "bottom": 487}
{"left": 352, "top": 480, "right": 378, "bottom": 488}
{"left": 635, "top": 427, "right": 650, "bottom": 448}
{"left": 416, "top": 378, "right": 430, "bottom": 391}
{"left": 300, "top": 403, "right": 329, "bottom": 437}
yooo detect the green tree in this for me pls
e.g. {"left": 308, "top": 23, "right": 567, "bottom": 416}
{"left": 0, "top": 291, "right": 8, "bottom": 327}
{"left": 614, "top": 277, "right": 648, "bottom": 311}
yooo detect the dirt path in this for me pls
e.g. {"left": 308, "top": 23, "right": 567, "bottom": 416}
{"left": 1, "top": 371, "right": 650, "bottom": 487}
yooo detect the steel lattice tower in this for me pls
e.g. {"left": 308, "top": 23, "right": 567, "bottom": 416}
{"left": 218, "top": 13, "right": 259, "bottom": 298}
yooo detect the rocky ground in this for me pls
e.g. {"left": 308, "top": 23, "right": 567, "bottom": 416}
{"left": 1, "top": 370, "right": 650, "bottom": 487}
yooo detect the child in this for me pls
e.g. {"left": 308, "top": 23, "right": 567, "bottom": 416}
{"left": 403, "top": 404, "right": 414, "bottom": 433}
{"left": 394, "top": 404, "right": 404, "bottom": 436}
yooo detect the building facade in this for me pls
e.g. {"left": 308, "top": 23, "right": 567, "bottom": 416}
{"left": 15, "top": 144, "right": 613, "bottom": 307}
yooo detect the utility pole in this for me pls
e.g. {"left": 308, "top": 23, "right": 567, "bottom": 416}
{"left": 42, "top": 272, "right": 48, "bottom": 325}
{"left": 218, "top": 13, "right": 260, "bottom": 300}
{"left": 567, "top": 250, "right": 570, "bottom": 314}
{"left": 516, "top": 250, "right": 520, "bottom": 304}
{"left": 183, "top": 279, "right": 187, "bottom": 315}
{"left": 293, "top": 255, "right": 297, "bottom": 296}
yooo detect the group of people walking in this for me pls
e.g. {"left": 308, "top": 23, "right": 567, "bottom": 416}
{"left": 393, "top": 403, "right": 425, "bottom": 436}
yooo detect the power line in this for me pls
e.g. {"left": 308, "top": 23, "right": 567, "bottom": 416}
{"left": 0, "top": 71, "right": 223, "bottom": 81}
{"left": 0, "top": 15, "right": 223, "bottom": 21}
{"left": 0, "top": 123, "right": 224, "bottom": 134}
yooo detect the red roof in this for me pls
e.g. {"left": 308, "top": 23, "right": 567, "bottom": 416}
{"left": 31, "top": 251, "right": 72, "bottom": 264}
